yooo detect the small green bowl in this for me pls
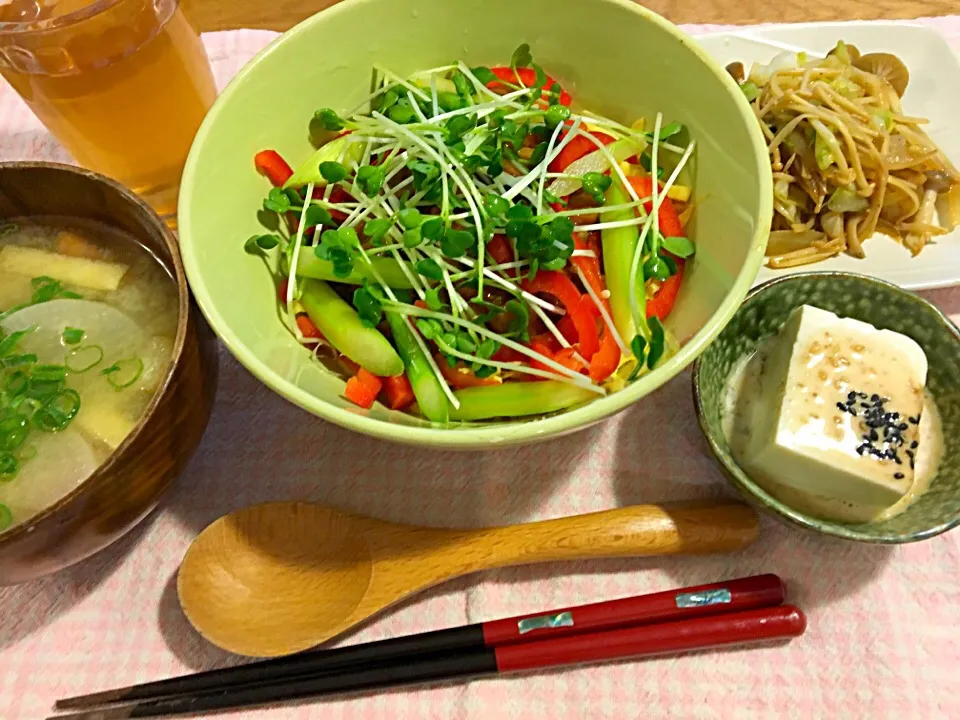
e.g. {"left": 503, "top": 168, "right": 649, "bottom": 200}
{"left": 178, "top": 0, "right": 772, "bottom": 447}
{"left": 693, "top": 271, "right": 960, "bottom": 543}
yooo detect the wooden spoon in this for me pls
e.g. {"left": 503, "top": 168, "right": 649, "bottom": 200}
{"left": 178, "top": 500, "right": 758, "bottom": 657}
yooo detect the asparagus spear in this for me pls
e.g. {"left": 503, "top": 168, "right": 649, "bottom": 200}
{"left": 601, "top": 182, "right": 645, "bottom": 343}
{"left": 300, "top": 279, "right": 403, "bottom": 377}
{"left": 385, "top": 311, "right": 450, "bottom": 423}
{"left": 448, "top": 381, "right": 595, "bottom": 421}
{"left": 296, "top": 254, "right": 413, "bottom": 288}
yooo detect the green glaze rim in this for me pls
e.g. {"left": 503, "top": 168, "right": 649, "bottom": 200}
{"left": 179, "top": 0, "right": 773, "bottom": 447}
{"left": 692, "top": 270, "right": 960, "bottom": 543}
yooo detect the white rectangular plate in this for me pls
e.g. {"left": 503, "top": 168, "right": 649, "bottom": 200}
{"left": 697, "top": 22, "right": 960, "bottom": 290}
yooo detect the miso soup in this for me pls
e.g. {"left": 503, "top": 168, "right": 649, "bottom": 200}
{"left": 0, "top": 218, "right": 178, "bottom": 531}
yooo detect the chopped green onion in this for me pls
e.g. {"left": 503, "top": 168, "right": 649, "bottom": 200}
{"left": 0, "top": 503, "right": 12, "bottom": 530}
{"left": 0, "top": 328, "right": 34, "bottom": 358}
{"left": 65, "top": 345, "right": 104, "bottom": 374}
{"left": 0, "top": 415, "right": 28, "bottom": 451}
{"left": 3, "top": 353, "right": 37, "bottom": 368}
{"left": 62, "top": 327, "right": 85, "bottom": 345}
{"left": 101, "top": 358, "right": 144, "bottom": 391}
{"left": 32, "top": 389, "right": 81, "bottom": 431}
{"left": 30, "top": 364, "right": 67, "bottom": 383}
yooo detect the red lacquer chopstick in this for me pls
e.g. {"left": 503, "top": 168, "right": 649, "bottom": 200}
{"left": 52, "top": 605, "right": 806, "bottom": 719}
{"left": 57, "top": 574, "right": 783, "bottom": 710}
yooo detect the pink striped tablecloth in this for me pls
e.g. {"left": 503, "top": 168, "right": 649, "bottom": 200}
{"left": 2, "top": 18, "right": 959, "bottom": 720}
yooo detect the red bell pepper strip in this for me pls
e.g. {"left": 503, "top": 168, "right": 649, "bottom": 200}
{"left": 646, "top": 259, "right": 685, "bottom": 321}
{"left": 488, "top": 67, "right": 572, "bottom": 106}
{"left": 626, "top": 176, "right": 685, "bottom": 238}
{"left": 277, "top": 279, "right": 289, "bottom": 304}
{"left": 567, "top": 238, "right": 621, "bottom": 382}
{"left": 491, "top": 345, "right": 526, "bottom": 364}
{"left": 487, "top": 235, "right": 514, "bottom": 266}
{"left": 325, "top": 186, "right": 354, "bottom": 222}
{"left": 580, "top": 298, "right": 620, "bottom": 382}
{"left": 556, "top": 315, "right": 579, "bottom": 345}
{"left": 486, "top": 235, "right": 520, "bottom": 279}
{"left": 295, "top": 313, "right": 324, "bottom": 340}
{"left": 382, "top": 374, "right": 416, "bottom": 410}
{"left": 571, "top": 233, "right": 606, "bottom": 299}
{"left": 527, "top": 338, "right": 558, "bottom": 376}
{"left": 527, "top": 338, "right": 580, "bottom": 378}
{"left": 254, "top": 150, "right": 293, "bottom": 187}
{"left": 626, "top": 176, "right": 689, "bottom": 320}
{"left": 549, "top": 131, "right": 616, "bottom": 174}
{"left": 521, "top": 270, "right": 599, "bottom": 360}
{"left": 344, "top": 368, "right": 382, "bottom": 409}
{"left": 553, "top": 347, "right": 582, "bottom": 372}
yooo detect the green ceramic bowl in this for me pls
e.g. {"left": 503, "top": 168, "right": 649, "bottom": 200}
{"left": 178, "top": 0, "right": 772, "bottom": 447}
{"left": 693, "top": 272, "right": 960, "bottom": 543}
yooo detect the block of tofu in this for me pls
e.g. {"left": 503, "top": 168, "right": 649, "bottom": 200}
{"left": 739, "top": 305, "right": 927, "bottom": 510}
{"left": 74, "top": 400, "right": 138, "bottom": 450}
{"left": 0, "top": 245, "right": 128, "bottom": 291}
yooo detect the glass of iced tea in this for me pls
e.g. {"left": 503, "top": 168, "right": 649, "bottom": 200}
{"left": 0, "top": 0, "right": 217, "bottom": 222}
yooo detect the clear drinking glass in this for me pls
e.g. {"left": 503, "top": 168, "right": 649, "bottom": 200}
{"left": 0, "top": 0, "right": 217, "bottom": 223}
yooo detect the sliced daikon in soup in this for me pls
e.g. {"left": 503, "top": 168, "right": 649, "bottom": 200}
{"left": 1, "top": 298, "right": 147, "bottom": 377}
{"left": 0, "top": 428, "right": 98, "bottom": 525}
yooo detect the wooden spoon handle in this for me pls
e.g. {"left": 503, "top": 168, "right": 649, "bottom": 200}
{"left": 453, "top": 501, "right": 758, "bottom": 572}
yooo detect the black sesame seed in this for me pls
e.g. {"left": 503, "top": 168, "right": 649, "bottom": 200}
{"left": 911, "top": 441, "right": 918, "bottom": 449}
{"left": 894, "top": 472, "right": 905, "bottom": 480}
{"left": 848, "top": 391, "right": 856, "bottom": 400}
{"left": 869, "top": 430, "right": 879, "bottom": 441}
{"left": 836, "top": 402, "right": 848, "bottom": 412}
{"left": 909, "top": 416, "right": 920, "bottom": 425}
{"left": 871, "top": 394, "right": 879, "bottom": 402}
